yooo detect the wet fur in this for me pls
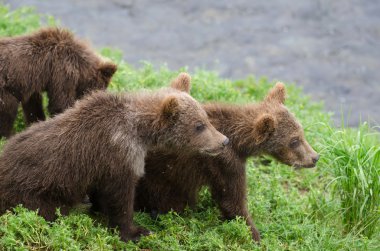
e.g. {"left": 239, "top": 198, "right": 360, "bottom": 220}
{"left": 135, "top": 83, "right": 319, "bottom": 243}
{"left": 0, "top": 73, "right": 228, "bottom": 242}
{"left": 0, "top": 27, "right": 116, "bottom": 138}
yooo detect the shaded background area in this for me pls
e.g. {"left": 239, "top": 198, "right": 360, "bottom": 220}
{"left": 4, "top": 0, "right": 380, "bottom": 126}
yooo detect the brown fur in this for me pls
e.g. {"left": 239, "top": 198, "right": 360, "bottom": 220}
{"left": 0, "top": 73, "right": 228, "bottom": 242}
{"left": 0, "top": 27, "right": 117, "bottom": 138}
{"left": 135, "top": 82, "right": 319, "bottom": 243}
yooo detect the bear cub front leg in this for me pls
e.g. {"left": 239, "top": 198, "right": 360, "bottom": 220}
{"left": 0, "top": 90, "right": 19, "bottom": 138}
{"left": 96, "top": 170, "right": 150, "bottom": 242}
{"left": 22, "top": 92, "right": 46, "bottom": 124}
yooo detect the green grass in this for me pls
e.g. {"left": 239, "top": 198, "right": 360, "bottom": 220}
{"left": 0, "top": 5, "right": 56, "bottom": 36}
{"left": 0, "top": 5, "right": 379, "bottom": 251}
{"left": 318, "top": 123, "right": 380, "bottom": 238}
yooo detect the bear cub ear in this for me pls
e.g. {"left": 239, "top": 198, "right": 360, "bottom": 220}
{"left": 99, "top": 61, "right": 117, "bottom": 79}
{"left": 265, "top": 82, "right": 286, "bottom": 104}
{"left": 161, "top": 96, "right": 180, "bottom": 122}
{"left": 254, "top": 114, "right": 276, "bottom": 144}
{"left": 170, "top": 72, "right": 192, "bottom": 93}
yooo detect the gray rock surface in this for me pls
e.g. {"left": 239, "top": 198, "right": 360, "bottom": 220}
{"left": 3, "top": 0, "right": 380, "bottom": 126}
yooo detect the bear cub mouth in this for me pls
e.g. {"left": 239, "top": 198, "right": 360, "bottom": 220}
{"left": 200, "top": 147, "right": 225, "bottom": 156}
{"left": 293, "top": 163, "right": 316, "bottom": 169}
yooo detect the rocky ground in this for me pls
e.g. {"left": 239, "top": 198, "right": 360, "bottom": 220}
{"left": 4, "top": 0, "right": 380, "bottom": 126}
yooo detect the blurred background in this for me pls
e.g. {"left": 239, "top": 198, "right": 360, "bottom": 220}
{"left": 3, "top": 0, "right": 380, "bottom": 127}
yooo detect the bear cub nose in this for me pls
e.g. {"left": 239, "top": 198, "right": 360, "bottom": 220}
{"left": 222, "top": 137, "right": 229, "bottom": 146}
{"left": 312, "top": 154, "right": 320, "bottom": 164}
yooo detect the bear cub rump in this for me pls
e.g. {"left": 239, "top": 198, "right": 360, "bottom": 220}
{"left": 135, "top": 80, "right": 319, "bottom": 243}
{"left": 0, "top": 73, "right": 228, "bottom": 241}
{"left": 0, "top": 27, "right": 117, "bottom": 138}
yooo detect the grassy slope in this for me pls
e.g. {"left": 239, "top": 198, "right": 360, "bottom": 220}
{"left": 0, "top": 5, "right": 379, "bottom": 251}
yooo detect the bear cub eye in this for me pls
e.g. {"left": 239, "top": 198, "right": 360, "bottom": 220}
{"left": 289, "top": 137, "right": 301, "bottom": 148}
{"left": 195, "top": 122, "right": 206, "bottom": 133}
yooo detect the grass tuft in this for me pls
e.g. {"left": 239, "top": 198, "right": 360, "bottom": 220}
{"left": 319, "top": 122, "right": 380, "bottom": 238}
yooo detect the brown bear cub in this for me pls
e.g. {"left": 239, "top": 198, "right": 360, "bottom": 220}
{"left": 0, "top": 27, "right": 117, "bottom": 138}
{"left": 0, "top": 73, "right": 228, "bottom": 242}
{"left": 134, "top": 80, "right": 319, "bottom": 243}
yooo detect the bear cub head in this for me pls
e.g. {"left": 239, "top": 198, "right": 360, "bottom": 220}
{"left": 74, "top": 59, "right": 117, "bottom": 99}
{"left": 254, "top": 82, "right": 319, "bottom": 168}
{"left": 159, "top": 73, "right": 229, "bottom": 155}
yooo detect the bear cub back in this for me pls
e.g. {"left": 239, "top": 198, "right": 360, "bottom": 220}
{"left": 0, "top": 27, "right": 117, "bottom": 138}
